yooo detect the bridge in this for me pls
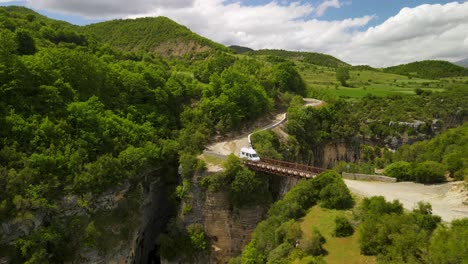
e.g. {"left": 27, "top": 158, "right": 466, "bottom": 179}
{"left": 243, "top": 157, "right": 326, "bottom": 179}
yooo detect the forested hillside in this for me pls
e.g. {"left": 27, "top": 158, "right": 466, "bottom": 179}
{"left": 83, "top": 16, "right": 230, "bottom": 57}
{"left": 0, "top": 6, "right": 306, "bottom": 263}
{"left": 247, "top": 49, "right": 349, "bottom": 68}
{"left": 229, "top": 45, "right": 254, "bottom": 54}
{"left": 385, "top": 123, "right": 468, "bottom": 182}
{"left": 384, "top": 60, "right": 468, "bottom": 79}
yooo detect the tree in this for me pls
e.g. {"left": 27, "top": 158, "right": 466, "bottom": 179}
{"left": 336, "top": 67, "right": 350, "bottom": 86}
{"left": 413, "top": 161, "right": 446, "bottom": 183}
{"left": 299, "top": 229, "right": 326, "bottom": 256}
{"left": 384, "top": 161, "right": 412, "bottom": 181}
{"left": 16, "top": 29, "right": 37, "bottom": 55}
{"left": 319, "top": 181, "right": 354, "bottom": 209}
{"left": 428, "top": 219, "right": 468, "bottom": 264}
{"left": 334, "top": 216, "right": 354, "bottom": 237}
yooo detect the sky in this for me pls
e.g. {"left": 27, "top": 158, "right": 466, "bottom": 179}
{"left": 1, "top": 0, "right": 467, "bottom": 67}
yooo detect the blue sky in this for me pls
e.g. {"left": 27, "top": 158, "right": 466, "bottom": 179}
{"left": 1, "top": 0, "right": 467, "bottom": 66}
{"left": 0, "top": 0, "right": 458, "bottom": 26}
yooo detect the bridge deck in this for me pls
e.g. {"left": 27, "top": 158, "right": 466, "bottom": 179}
{"left": 243, "top": 158, "right": 326, "bottom": 178}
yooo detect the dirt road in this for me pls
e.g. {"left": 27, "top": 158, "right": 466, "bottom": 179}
{"left": 205, "top": 98, "right": 323, "bottom": 157}
{"left": 345, "top": 179, "right": 468, "bottom": 222}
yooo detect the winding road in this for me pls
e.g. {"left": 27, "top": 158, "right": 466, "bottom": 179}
{"left": 205, "top": 98, "right": 324, "bottom": 157}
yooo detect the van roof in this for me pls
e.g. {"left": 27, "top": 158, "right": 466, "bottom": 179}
{"left": 240, "top": 147, "right": 257, "bottom": 154}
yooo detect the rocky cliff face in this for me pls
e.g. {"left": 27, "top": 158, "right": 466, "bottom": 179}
{"left": 0, "top": 169, "right": 177, "bottom": 264}
{"left": 173, "top": 168, "right": 291, "bottom": 263}
{"left": 313, "top": 143, "right": 359, "bottom": 169}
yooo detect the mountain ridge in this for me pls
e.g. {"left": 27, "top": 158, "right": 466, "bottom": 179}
{"left": 247, "top": 49, "right": 350, "bottom": 68}
{"left": 83, "top": 16, "right": 231, "bottom": 57}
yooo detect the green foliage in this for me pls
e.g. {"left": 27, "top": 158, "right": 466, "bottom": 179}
{"left": 357, "top": 196, "right": 447, "bottom": 263}
{"left": 179, "top": 154, "right": 205, "bottom": 179}
{"left": 275, "top": 220, "right": 302, "bottom": 245}
{"left": 394, "top": 123, "right": 468, "bottom": 180}
{"left": 271, "top": 62, "right": 306, "bottom": 96}
{"left": 251, "top": 130, "right": 283, "bottom": 160}
{"left": 336, "top": 67, "right": 350, "bottom": 86}
{"left": 84, "top": 16, "right": 230, "bottom": 56}
{"left": 248, "top": 49, "right": 349, "bottom": 68}
{"left": 412, "top": 161, "right": 446, "bottom": 183}
{"left": 267, "top": 243, "right": 294, "bottom": 264}
{"left": 333, "top": 216, "right": 354, "bottom": 237}
{"left": 158, "top": 222, "right": 208, "bottom": 261}
{"left": 229, "top": 45, "right": 254, "bottom": 54}
{"left": 0, "top": 6, "right": 302, "bottom": 261}
{"left": 384, "top": 161, "right": 412, "bottom": 181}
{"left": 300, "top": 229, "right": 327, "bottom": 256}
{"left": 286, "top": 100, "right": 360, "bottom": 163}
{"left": 15, "top": 29, "right": 36, "bottom": 55}
{"left": 186, "top": 223, "right": 208, "bottom": 251}
{"left": 194, "top": 53, "right": 236, "bottom": 83}
{"left": 358, "top": 196, "right": 403, "bottom": 218}
{"left": 319, "top": 180, "right": 354, "bottom": 210}
{"left": 83, "top": 221, "right": 101, "bottom": 248}
{"left": 240, "top": 171, "right": 353, "bottom": 262}
{"left": 200, "top": 155, "right": 269, "bottom": 208}
{"left": 428, "top": 218, "right": 468, "bottom": 264}
{"left": 384, "top": 60, "right": 468, "bottom": 79}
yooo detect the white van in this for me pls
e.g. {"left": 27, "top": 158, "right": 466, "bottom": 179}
{"left": 240, "top": 147, "right": 260, "bottom": 161}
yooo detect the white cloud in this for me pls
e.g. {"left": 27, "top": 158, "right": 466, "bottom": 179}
{"left": 15, "top": 0, "right": 468, "bottom": 66}
{"left": 315, "top": 0, "right": 342, "bottom": 17}
{"left": 340, "top": 2, "right": 468, "bottom": 66}
{"left": 25, "top": 0, "right": 194, "bottom": 18}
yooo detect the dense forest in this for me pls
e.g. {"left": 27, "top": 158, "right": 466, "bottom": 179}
{"left": 83, "top": 16, "right": 230, "bottom": 57}
{"left": 384, "top": 60, "right": 468, "bottom": 79}
{"left": 247, "top": 49, "right": 349, "bottom": 68}
{"left": 0, "top": 6, "right": 306, "bottom": 262}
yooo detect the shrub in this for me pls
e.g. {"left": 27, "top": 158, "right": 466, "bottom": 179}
{"left": 319, "top": 181, "right": 354, "bottom": 210}
{"left": 413, "top": 161, "right": 446, "bottom": 183}
{"left": 299, "top": 229, "right": 327, "bottom": 256}
{"left": 384, "top": 161, "right": 412, "bottom": 181}
{"left": 333, "top": 216, "right": 354, "bottom": 237}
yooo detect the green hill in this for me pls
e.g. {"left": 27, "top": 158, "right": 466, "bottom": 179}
{"left": 0, "top": 6, "right": 86, "bottom": 47}
{"left": 84, "top": 17, "right": 230, "bottom": 57}
{"left": 229, "top": 45, "right": 254, "bottom": 54}
{"left": 383, "top": 60, "right": 468, "bottom": 79}
{"left": 247, "top": 49, "right": 349, "bottom": 68}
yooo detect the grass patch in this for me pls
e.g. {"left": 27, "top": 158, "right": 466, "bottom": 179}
{"left": 200, "top": 153, "right": 226, "bottom": 167}
{"left": 297, "top": 63, "right": 448, "bottom": 98}
{"left": 300, "top": 206, "right": 376, "bottom": 264}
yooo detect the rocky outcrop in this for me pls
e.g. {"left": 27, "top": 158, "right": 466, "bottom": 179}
{"left": 203, "top": 191, "right": 265, "bottom": 263}
{"left": 1, "top": 169, "right": 177, "bottom": 264}
{"left": 314, "top": 143, "right": 359, "bottom": 169}
{"left": 174, "top": 168, "right": 294, "bottom": 264}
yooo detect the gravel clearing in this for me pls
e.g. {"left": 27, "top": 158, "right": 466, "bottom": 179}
{"left": 345, "top": 179, "right": 468, "bottom": 222}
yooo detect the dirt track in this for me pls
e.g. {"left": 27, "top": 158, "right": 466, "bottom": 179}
{"left": 205, "top": 98, "right": 323, "bottom": 157}
{"left": 345, "top": 179, "right": 468, "bottom": 222}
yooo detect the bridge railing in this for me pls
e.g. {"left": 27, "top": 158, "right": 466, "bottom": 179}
{"left": 247, "top": 157, "right": 326, "bottom": 174}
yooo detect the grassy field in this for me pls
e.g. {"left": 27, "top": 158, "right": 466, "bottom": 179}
{"left": 300, "top": 206, "right": 376, "bottom": 264}
{"left": 295, "top": 61, "right": 450, "bottom": 99}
